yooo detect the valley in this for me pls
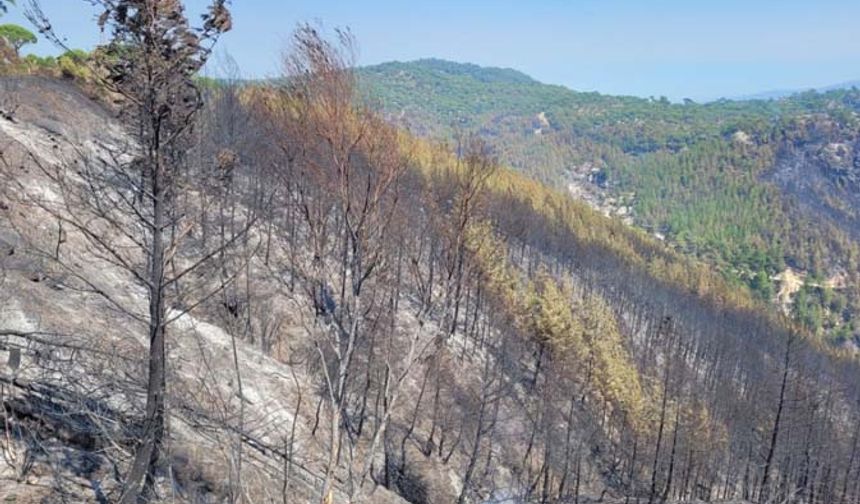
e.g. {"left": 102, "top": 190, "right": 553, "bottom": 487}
{"left": 361, "top": 59, "right": 860, "bottom": 346}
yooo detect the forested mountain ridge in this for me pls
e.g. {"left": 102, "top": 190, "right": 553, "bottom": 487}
{"left": 360, "top": 59, "right": 860, "bottom": 345}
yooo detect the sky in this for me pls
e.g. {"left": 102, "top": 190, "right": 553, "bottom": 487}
{"left": 4, "top": 0, "right": 860, "bottom": 102}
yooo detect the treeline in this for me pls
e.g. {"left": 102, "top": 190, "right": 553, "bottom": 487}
{"left": 361, "top": 58, "right": 860, "bottom": 155}
{"left": 0, "top": 7, "right": 92, "bottom": 82}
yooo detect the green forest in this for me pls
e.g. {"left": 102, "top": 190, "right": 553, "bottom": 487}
{"left": 361, "top": 59, "right": 860, "bottom": 342}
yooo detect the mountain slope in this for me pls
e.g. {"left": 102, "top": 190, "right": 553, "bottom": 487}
{"left": 2, "top": 69, "right": 860, "bottom": 504}
{"left": 0, "top": 76, "right": 361, "bottom": 503}
{"left": 361, "top": 59, "right": 860, "bottom": 345}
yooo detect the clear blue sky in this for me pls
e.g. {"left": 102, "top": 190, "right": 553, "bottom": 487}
{"left": 4, "top": 0, "right": 860, "bottom": 101}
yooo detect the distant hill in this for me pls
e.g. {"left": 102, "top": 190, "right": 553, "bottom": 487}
{"left": 369, "top": 58, "right": 538, "bottom": 85}
{"left": 733, "top": 79, "right": 860, "bottom": 101}
{"left": 361, "top": 58, "right": 860, "bottom": 343}
{"left": 359, "top": 58, "right": 838, "bottom": 152}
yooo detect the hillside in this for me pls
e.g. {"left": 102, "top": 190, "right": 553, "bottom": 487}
{"left": 1, "top": 62, "right": 859, "bottom": 504}
{"left": 360, "top": 59, "right": 860, "bottom": 345}
{"left": 1, "top": 5, "right": 860, "bottom": 501}
{"left": 0, "top": 76, "right": 359, "bottom": 503}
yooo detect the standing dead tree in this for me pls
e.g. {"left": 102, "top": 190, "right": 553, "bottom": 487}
{"left": 262, "top": 25, "right": 441, "bottom": 502}
{"left": 18, "top": 1, "right": 236, "bottom": 501}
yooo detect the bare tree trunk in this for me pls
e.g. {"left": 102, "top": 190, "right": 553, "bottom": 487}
{"left": 760, "top": 335, "right": 793, "bottom": 504}
{"left": 401, "top": 364, "right": 431, "bottom": 468}
{"left": 457, "top": 352, "right": 496, "bottom": 504}
{"left": 841, "top": 421, "right": 860, "bottom": 504}
{"left": 121, "top": 164, "right": 167, "bottom": 504}
{"left": 458, "top": 397, "right": 486, "bottom": 504}
{"left": 648, "top": 357, "right": 671, "bottom": 504}
{"left": 229, "top": 314, "right": 246, "bottom": 502}
{"left": 558, "top": 394, "right": 577, "bottom": 499}
{"left": 661, "top": 407, "right": 680, "bottom": 502}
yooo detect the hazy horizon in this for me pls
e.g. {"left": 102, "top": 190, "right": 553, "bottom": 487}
{"left": 4, "top": 0, "right": 860, "bottom": 101}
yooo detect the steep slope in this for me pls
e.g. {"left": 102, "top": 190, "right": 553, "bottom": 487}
{"left": 3, "top": 74, "right": 860, "bottom": 504}
{"left": 0, "top": 77, "right": 407, "bottom": 503}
